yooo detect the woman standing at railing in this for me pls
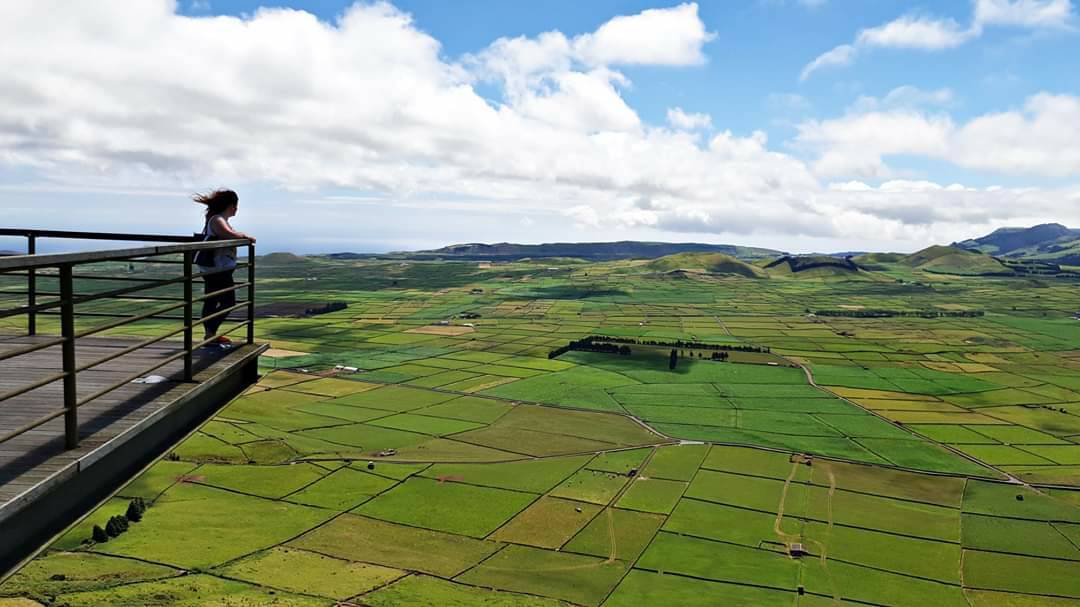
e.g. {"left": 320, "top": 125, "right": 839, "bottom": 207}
{"left": 193, "top": 190, "right": 256, "bottom": 348}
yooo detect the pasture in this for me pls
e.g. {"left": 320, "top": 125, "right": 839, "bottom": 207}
{"left": 2, "top": 255, "right": 1079, "bottom": 605}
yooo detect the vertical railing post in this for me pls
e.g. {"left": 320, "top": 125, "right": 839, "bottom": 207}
{"left": 59, "top": 263, "right": 78, "bottom": 449}
{"left": 27, "top": 233, "right": 36, "bottom": 336}
{"left": 246, "top": 242, "right": 255, "bottom": 344}
{"left": 183, "top": 251, "right": 193, "bottom": 381}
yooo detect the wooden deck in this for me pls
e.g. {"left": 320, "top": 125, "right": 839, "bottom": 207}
{"left": 0, "top": 334, "right": 263, "bottom": 520}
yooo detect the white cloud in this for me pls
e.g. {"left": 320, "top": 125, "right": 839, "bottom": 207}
{"left": 856, "top": 16, "right": 973, "bottom": 50}
{"left": 796, "top": 91, "right": 1080, "bottom": 178}
{"left": 574, "top": 3, "right": 716, "bottom": 66}
{"left": 800, "top": 44, "right": 855, "bottom": 80}
{"left": 666, "top": 107, "right": 713, "bottom": 130}
{"left": 974, "top": 0, "right": 1073, "bottom": 28}
{"left": 0, "top": 1, "right": 1077, "bottom": 253}
{"left": 801, "top": 1, "right": 1070, "bottom": 79}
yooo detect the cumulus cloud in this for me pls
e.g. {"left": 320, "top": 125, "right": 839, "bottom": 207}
{"left": 574, "top": 3, "right": 716, "bottom": 66}
{"left": 0, "top": 1, "right": 1077, "bottom": 252}
{"left": 802, "top": 0, "right": 1072, "bottom": 80}
{"left": 666, "top": 107, "right": 713, "bottom": 130}
{"left": 796, "top": 90, "right": 1080, "bottom": 178}
{"left": 974, "top": 0, "right": 1073, "bottom": 27}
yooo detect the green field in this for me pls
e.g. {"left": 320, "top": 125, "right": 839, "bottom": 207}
{"left": 3, "top": 253, "right": 1080, "bottom": 605}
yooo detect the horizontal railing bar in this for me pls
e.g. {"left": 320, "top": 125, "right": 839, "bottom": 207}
{"left": 0, "top": 407, "right": 68, "bottom": 445}
{"left": 0, "top": 239, "right": 251, "bottom": 271}
{"left": 6, "top": 291, "right": 186, "bottom": 302}
{"left": 39, "top": 311, "right": 187, "bottom": 321}
{"left": 71, "top": 286, "right": 251, "bottom": 339}
{"left": 0, "top": 228, "right": 198, "bottom": 243}
{"left": 0, "top": 336, "right": 66, "bottom": 363}
{"left": 75, "top": 320, "right": 250, "bottom": 409}
{"left": 73, "top": 300, "right": 251, "bottom": 374}
{"left": 0, "top": 267, "right": 250, "bottom": 319}
{"left": 0, "top": 370, "right": 68, "bottom": 404}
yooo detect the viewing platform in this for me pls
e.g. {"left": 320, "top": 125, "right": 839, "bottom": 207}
{"left": 0, "top": 229, "right": 267, "bottom": 575}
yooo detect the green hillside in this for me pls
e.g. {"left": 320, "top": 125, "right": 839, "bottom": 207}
{"left": 645, "top": 253, "right": 766, "bottom": 278}
{"left": 903, "top": 246, "right": 1011, "bottom": 276}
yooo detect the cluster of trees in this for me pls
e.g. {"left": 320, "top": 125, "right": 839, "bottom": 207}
{"left": 549, "top": 334, "right": 760, "bottom": 359}
{"left": 813, "top": 309, "right": 984, "bottom": 318}
{"left": 549, "top": 338, "right": 632, "bottom": 359}
{"left": 581, "top": 335, "right": 769, "bottom": 353}
{"left": 304, "top": 301, "right": 348, "bottom": 316}
{"left": 91, "top": 498, "right": 147, "bottom": 543}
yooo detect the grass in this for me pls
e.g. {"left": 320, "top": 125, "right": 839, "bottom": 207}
{"left": 421, "top": 456, "right": 589, "bottom": 493}
{"left": 354, "top": 477, "right": 535, "bottom": 538}
{"left": 490, "top": 497, "right": 601, "bottom": 548}
{"left": 95, "top": 483, "right": 334, "bottom": 569}
{"left": 642, "top": 444, "right": 708, "bottom": 481}
{"left": 603, "top": 570, "right": 792, "bottom": 607}
{"left": 563, "top": 508, "right": 664, "bottom": 561}
{"left": 637, "top": 532, "right": 799, "bottom": 589}
{"left": 963, "top": 550, "right": 1080, "bottom": 597}
{"left": 290, "top": 514, "right": 499, "bottom": 577}
{"left": 614, "top": 478, "right": 686, "bottom": 514}
{"left": 962, "top": 514, "right": 1080, "bottom": 560}
{"left": 285, "top": 467, "right": 397, "bottom": 510}
{"left": 0, "top": 552, "right": 179, "bottom": 601}
{"left": 549, "top": 470, "right": 629, "bottom": 505}
{"left": 213, "top": 546, "right": 405, "bottom": 600}
{"left": 455, "top": 544, "right": 629, "bottom": 606}
{"left": 362, "top": 575, "right": 571, "bottom": 607}
{"left": 11, "top": 255, "right": 1080, "bottom": 605}
{"left": 37, "top": 574, "right": 328, "bottom": 607}
{"left": 195, "top": 462, "right": 327, "bottom": 499}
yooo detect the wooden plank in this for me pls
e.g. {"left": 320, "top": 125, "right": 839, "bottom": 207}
{"left": 0, "top": 335, "right": 255, "bottom": 514}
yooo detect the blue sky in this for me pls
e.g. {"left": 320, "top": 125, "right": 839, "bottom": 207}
{"left": 2, "top": 1, "right": 1079, "bottom": 254}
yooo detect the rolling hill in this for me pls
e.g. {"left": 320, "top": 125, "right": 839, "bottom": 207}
{"left": 377, "top": 241, "right": 784, "bottom": 261}
{"left": 902, "top": 245, "right": 1011, "bottom": 276}
{"left": 645, "top": 252, "right": 766, "bottom": 278}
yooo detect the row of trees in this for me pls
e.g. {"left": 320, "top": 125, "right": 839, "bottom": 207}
{"left": 304, "top": 301, "right": 348, "bottom": 316}
{"left": 549, "top": 335, "right": 756, "bottom": 360}
{"left": 576, "top": 335, "right": 769, "bottom": 353}
{"left": 813, "top": 309, "right": 984, "bottom": 318}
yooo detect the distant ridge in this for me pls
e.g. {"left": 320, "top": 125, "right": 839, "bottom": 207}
{"left": 955, "top": 223, "right": 1080, "bottom": 265}
{"left": 347, "top": 241, "right": 785, "bottom": 261}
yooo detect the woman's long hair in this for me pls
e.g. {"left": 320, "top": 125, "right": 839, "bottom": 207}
{"left": 193, "top": 189, "right": 238, "bottom": 220}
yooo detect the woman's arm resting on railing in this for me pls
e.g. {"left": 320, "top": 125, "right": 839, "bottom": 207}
{"left": 210, "top": 216, "right": 256, "bottom": 244}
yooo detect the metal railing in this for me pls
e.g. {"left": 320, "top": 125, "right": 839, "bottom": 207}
{"left": 0, "top": 229, "right": 256, "bottom": 450}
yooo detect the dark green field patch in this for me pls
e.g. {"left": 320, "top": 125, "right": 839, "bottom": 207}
{"left": 604, "top": 570, "right": 793, "bottom": 607}
{"left": 586, "top": 448, "right": 651, "bottom": 475}
{"left": 962, "top": 513, "right": 1080, "bottom": 560}
{"left": 422, "top": 456, "right": 588, "bottom": 493}
{"left": 615, "top": 478, "right": 686, "bottom": 514}
{"left": 563, "top": 508, "right": 664, "bottom": 561}
{"left": 642, "top": 444, "right": 708, "bottom": 481}
{"left": 195, "top": 462, "right": 326, "bottom": 499}
{"left": 355, "top": 477, "right": 535, "bottom": 537}
{"left": 637, "top": 532, "right": 798, "bottom": 589}
{"left": 286, "top": 467, "right": 397, "bottom": 510}
{"left": 963, "top": 550, "right": 1080, "bottom": 597}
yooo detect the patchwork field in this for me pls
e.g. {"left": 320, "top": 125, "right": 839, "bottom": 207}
{"left": 2, "top": 254, "right": 1079, "bottom": 605}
